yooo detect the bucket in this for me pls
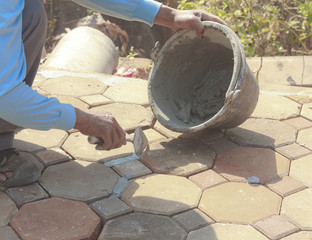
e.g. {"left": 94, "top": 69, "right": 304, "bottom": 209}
{"left": 148, "top": 21, "right": 259, "bottom": 133}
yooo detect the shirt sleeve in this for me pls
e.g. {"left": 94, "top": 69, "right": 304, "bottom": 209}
{"left": 72, "top": 0, "right": 162, "bottom": 26}
{"left": 0, "top": 1, "right": 76, "bottom": 131}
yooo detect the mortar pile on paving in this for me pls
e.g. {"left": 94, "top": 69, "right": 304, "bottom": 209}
{"left": 1, "top": 55, "right": 312, "bottom": 240}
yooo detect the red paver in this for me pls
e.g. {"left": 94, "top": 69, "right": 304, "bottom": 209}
{"left": 10, "top": 198, "right": 101, "bottom": 240}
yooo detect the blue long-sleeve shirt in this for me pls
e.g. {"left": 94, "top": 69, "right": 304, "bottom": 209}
{"left": 0, "top": 0, "right": 161, "bottom": 130}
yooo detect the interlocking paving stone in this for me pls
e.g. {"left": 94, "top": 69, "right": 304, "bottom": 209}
{"left": 49, "top": 95, "right": 89, "bottom": 109}
{"left": 113, "top": 160, "right": 152, "bottom": 179}
{"left": 301, "top": 102, "right": 312, "bottom": 121}
{"left": 281, "top": 231, "right": 312, "bottom": 240}
{"left": 90, "top": 196, "right": 133, "bottom": 221}
{"left": 35, "top": 147, "right": 71, "bottom": 167}
{"left": 214, "top": 147, "right": 290, "bottom": 184}
{"left": 140, "top": 138, "right": 216, "bottom": 177}
{"left": 290, "top": 155, "right": 312, "bottom": 187}
{"left": 188, "top": 170, "right": 227, "bottom": 190}
{"left": 297, "top": 128, "right": 312, "bottom": 150}
{"left": 79, "top": 94, "right": 113, "bottom": 107}
{"left": 199, "top": 182, "right": 281, "bottom": 224}
{"left": 172, "top": 209, "right": 214, "bottom": 232}
{"left": 282, "top": 117, "right": 312, "bottom": 131}
{"left": 98, "top": 212, "right": 187, "bottom": 240}
{"left": 62, "top": 132, "right": 133, "bottom": 162}
{"left": 226, "top": 118, "right": 296, "bottom": 149}
{"left": 153, "top": 121, "right": 183, "bottom": 139}
{"left": 39, "top": 160, "right": 119, "bottom": 202}
{"left": 40, "top": 75, "right": 107, "bottom": 97}
{"left": 6, "top": 183, "right": 49, "bottom": 208}
{"left": 121, "top": 174, "right": 201, "bottom": 215}
{"left": 103, "top": 82, "right": 149, "bottom": 106}
{"left": 92, "top": 103, "right": 154, "bottom": 131}
{"left": 13, "top": 129, "right": 68, "bottom": 152}
{"left": 258, "top": 56, "right": 304, "bottom": 86}
{"left": 187, "top": 223, "right": 269, "bottom": 240}
{"left": 281, "top": 188, "right": 312, "bottom": 230}
{"left": 266, "top": 176, "right": 307, "bottom": 197}
{"left": 205, "top": 137, "right": 239, "bottom": 154}
{"left": 251, "top": 94, "right": 301, "bottom": 120}
{"left": 254, "top": 215, "right": 300, "bottom": 239}
{"left": 0, "top": 226, "right": 20, "bottom": 240}
{"left": 276, "top": 143, "right": 311, "bottom": 160}
{"left": 10, "top": 198, "right": 101, "bottom": 240}
{"left": 0, "top": 192, "right": 18, "bottom": 227}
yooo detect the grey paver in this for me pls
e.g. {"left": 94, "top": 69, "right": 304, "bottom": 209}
{"left": 0, "top": 226, "right": 20, "bottom": 240}
{"left": 113, "top": 160, "right": 152, "bottom": 179}
{"left": 98, "top": 212, "right": 187, "bottom": 240}
{"left": 0, "top": 192, "right": 18, "bottom": 227}
{"left": 90, "top": 196, "right": 132, "bottom": 221}
{"left": 140, "top": 138, "right": 216, "bottom": 177}
{"left": 35, "top": 147, "right": 71, "bottom": 167}
{"left": 6, "top": 183, "right": 49, "bottom": 208}
{"left": 172, "top": 209, "right": 214, "bottom": 232}
{"left": 39, "top": 160, "right": 119, "bottom": 202}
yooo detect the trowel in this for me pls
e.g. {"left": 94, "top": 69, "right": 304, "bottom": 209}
{"left": 88, "top": 126, "right": 148, "bottom": 156}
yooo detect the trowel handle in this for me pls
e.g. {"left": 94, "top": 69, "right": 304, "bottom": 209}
{"left": 88, "top": 136, "right": 131, "bottom": 145}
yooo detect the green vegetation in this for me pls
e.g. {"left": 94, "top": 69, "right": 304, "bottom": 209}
{"left": 178, "top": 0, "right": 312, "bottom": 57}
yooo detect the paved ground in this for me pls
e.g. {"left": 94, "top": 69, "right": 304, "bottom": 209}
{"left": 1, "top": 56, "right": 312, "bottom": 240}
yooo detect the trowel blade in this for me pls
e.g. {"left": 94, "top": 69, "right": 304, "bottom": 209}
{"left": 133, "top": 127, "right": 148, "bottom": 156}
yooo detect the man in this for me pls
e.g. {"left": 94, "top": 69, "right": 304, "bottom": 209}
{"left": 0, "top": 0, "right": 225, "bottom": 187}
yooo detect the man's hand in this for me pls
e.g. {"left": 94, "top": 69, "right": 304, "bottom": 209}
{"left": 154, "top": 5, "right": 226, "bottom": 38}
{"left": 74, "top": 108, "right": 126, "bottom": 150}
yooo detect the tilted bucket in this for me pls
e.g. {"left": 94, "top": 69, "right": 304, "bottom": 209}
{"left": 148, "top": 21, "right": 259, "bottom": 133}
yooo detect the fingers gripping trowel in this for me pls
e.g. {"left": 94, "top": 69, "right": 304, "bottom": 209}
{"left": 88, "top": 126, "right": 148, "bottom": 156}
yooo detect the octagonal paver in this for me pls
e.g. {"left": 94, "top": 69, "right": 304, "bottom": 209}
{"left": 251, "top": 94, "right": 301, "bottom": 120}
{"left": 301, "top": 102, "right": 312, "bottom": 121}
{"left": 62, "top": 132, "right": 133, "bottom": 162}
{"left": 297, "top": 128, "right": 312, "bottom": 150}
{"left": 39, "top": 160, "right": 119, "bottom": 202}
{"left": 140, "top": 138, "right": 216, "bottom": 177}
{"left": 226, "top": 118, "right": 296, "bottom": 149}
{"left": 282, "top": 117, "right": 312, "bottom": 131}
{"left": 40, "top": 76, "right": 107, "bottom": 96}
{"left": 35, "top": 147, "right": 71, "bottom": 167}
{"left": 187, "top": 223, "right": 268, "bottom": 240}
{"left": 10, "top": 198, "right": 101, "bottom": 240}
{"left": 103, "top": 82, "right": 149, "bottom": 106}
{"left": 0, "top": 226, "right": 20, "bottom": 240}
{"left": 13, "top": 129, "right": 68, "bottom": 152}
{"left": 0, "top": 192, "right": 18, "bottom": 227}
{"left": 121, "top": 174, "right": 201, "bottom": 215}
{"left": 281, "top": 188, "right": 312, "bottom": 230}
{"left": 92, "top": 103, "right": 154, "bottom": 131}
{"left": 282, "top": 231, "right": 312, "bottom": 240}
{"left": 98, "top": 212, "right": 187, "bottom": 240}
{"left": 214, "top": 147, "right": 290, "bottom": 184}
{"left": 290, "top": 154, "right": 312, "bottom": 187}
{"left": 199, "top": 182, "right": 281, "bottom": 224}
